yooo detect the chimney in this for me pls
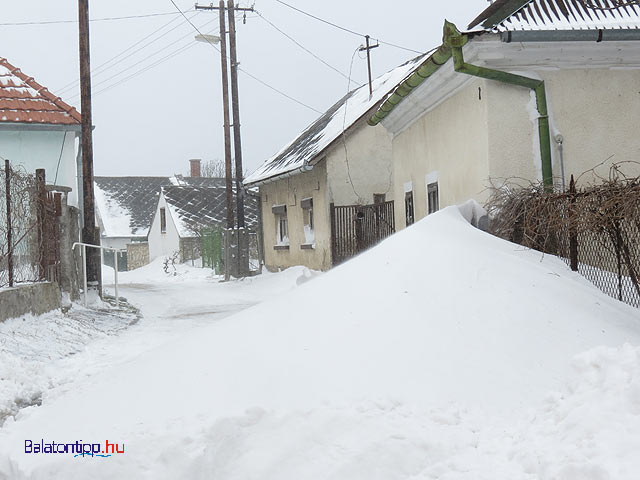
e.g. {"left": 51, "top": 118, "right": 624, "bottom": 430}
{"left": 189, "top": 159, "right": 201, "bottom": 177}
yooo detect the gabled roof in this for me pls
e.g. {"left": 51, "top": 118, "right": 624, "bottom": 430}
{"left": 162, "top": 184, "right": 259, "bottom": 237}
{"left": 469, "top": 0, "right": 640, "bottom": 31}
{"left": 0, "top": 57, "right": 81, "bottom": 125}
{"left": 95, "top": 176, "right": 231, "bottom": 238}
{"left": 244, "top": 55, "right": 427, "bottom": 186}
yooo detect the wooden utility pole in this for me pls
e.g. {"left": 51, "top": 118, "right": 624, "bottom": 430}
{"left": 78, "top": 0, "right": 100, "bottom": 286}
{"left": 217, "top": 0, "right": 235, "bottom": 231}
{"left": 227, "top": 0, "right": 245, "bottom": 230}
{"left": 359, "top": 35, "right": 379, "bottom": 96}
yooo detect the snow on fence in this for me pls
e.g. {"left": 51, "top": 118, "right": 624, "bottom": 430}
{"left": 486, "top": 169, "right": 640, "bottom": 308}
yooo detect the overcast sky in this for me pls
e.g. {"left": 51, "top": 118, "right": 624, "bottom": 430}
{"left": 1, "top": 0, "right": 487, "bottom": 177}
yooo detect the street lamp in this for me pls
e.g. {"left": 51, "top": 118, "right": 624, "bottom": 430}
{"left": 194, "top": 34, "right": 221, "bottom": 44}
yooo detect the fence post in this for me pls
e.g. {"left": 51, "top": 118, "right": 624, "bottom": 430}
{"left": 568, "top": 175, "right": 578, "bottom": 272}
{"left": 5, "top": 160, "right": 13, "bottom": 287}
{"left": 35, "top": 169, "right": 47, "bottom": 280}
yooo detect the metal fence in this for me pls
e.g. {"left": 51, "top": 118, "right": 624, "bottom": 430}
{"left": 488, "top": 175, "right": 640, "bottom": 308}
{"left": 330, "top": 200, "right": 395, "bottom": 266}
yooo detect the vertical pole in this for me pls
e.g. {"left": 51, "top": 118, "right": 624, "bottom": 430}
{"left": 78, "top": 0, "right": 100, "bottom": 287}
{"left": 82, "top": 244, "right": 87, "bottom": 306}
{"left": 227, "top": 0, "right": 245, "bottom": 230}
{"left": 365, "top": 35, "right": 373, "bottom": 96}
{"left": 114, "top": 249, "right": 119, "bottom": 308}
{"left": 219, "top": 0, "right": 235, "bottom": 232}
{"left": 36, "top": 169, "right": 46, "bottom": 281}
{"left": 5, "top": 160, "right": 13, "bottom": 287}
{"left": 568, "top": 175, "right": 578, "bottom": 272}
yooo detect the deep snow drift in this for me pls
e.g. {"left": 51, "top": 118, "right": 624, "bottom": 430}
{"left": 1, "top": 205, "right": 639, "bottom": 479}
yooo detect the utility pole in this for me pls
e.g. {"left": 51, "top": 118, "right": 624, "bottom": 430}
{"left": 196, "top": 1, "right": 253, "bottom": 277}
{"left": 359, "top": 35, "right": 379, "bottom": 96}
{"left": 78, "top": 0, "right": 100, "bottom": 291}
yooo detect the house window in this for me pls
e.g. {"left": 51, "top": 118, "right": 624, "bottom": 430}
{"left": 427, "top": 182, "right": 439, "bottom": 214}
{"left": 272, "top": 204, "right": 289, "bottom": 248}
{"left": 405, "top": 191, "right": 414, "bottom": 226}
{"left": 301, "top": 197, "right": 314, "bottom": 247}
{"left": 160, "top": 207, "right": 167, "bottom": 233}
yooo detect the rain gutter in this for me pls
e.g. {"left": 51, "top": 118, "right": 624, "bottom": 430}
{"left": 368, "top": 42, "right": 452, "bottom": 126}
{"left": 245, "top": 163, "right": 313, "bottom": 188}
{"left": 502, "top": 29, "right": 640, "bottom": 43}
{"left": 444, "top": 21, "right": 553, "bottom": 190}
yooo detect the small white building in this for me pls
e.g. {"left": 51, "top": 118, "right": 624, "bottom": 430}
{"left": 148, "top": 183, "right": 259, "bottom": 262}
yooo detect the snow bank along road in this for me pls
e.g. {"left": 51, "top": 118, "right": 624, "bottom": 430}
{"left": 1, "top": 204, "right": 639, "bottom": 479}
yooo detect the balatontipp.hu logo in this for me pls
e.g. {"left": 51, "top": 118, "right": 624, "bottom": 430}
{"left": 25, "top": 439, "right": 125, "bottom": 458}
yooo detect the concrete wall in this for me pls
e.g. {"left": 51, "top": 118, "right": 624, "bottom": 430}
{"left": 0, "top": 282, "right": 60, "bottom": 322}
{"left": 148, "top": 193, "right": 181, "bottom": 261}
{"left": 391, "top": 78, "right": 490, "bottom": 229}
{"left": 0, "top": 129, "right": 80, "bottom": 207}
{"left": 260, "top": 162, "right": 332, "bottom": 271}
{"left": 486, "top": 68, "right": 640, "bottom": 187}
{"left": 126, "top": 242, "right": 149, "bottom": 270}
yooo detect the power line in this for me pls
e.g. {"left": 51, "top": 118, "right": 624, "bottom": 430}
{"left": 169, "top": 0, "right": 323, "bottom": 114}
{"left": 0, "top": 11, "right": 184, "bottom": 27}
{"left": 272, "top": 0, "right": 424, "bottom": 55}
{"left": 57, "top": 12, "right": 195, "bottom": 95}
{"left": 254, "top": 10, "right": 355, "bottom": 82}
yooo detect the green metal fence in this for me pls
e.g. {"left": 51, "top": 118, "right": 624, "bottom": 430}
{"left": 201, "top": 226, "right": 223, "bottom": 274}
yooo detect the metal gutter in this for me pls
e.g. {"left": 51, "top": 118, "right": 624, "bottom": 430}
{"left": 502, "top": 29, "right": 640, "bottom": 43}
{"left": 368, "top": 42, "right": 452, "bottom": 126}
{"left": 443, "top": 21, "right": 553, "bottom": 190}
{"left": 0, "top": 123, "right": 82, "bottom": 132}
{"left": 245, "top": 163, "right": 313, "bottom": 188}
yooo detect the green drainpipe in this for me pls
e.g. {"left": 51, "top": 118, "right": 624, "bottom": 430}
{"left": 443, "top": 21, "right": 554, "bottom": 190}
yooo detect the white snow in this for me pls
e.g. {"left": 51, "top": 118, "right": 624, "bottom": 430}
{"left": 245, "top": 56, "right": 426, "bottom": 185}
{"left": 0, "top": 204, "right": 639, "bottom": 479}
{"left": 93, "top": 183, "right": 139, "bottom": 238}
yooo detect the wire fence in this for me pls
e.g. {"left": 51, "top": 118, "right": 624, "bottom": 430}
{"left": 486, "top": 171, "right": 640, "bottom": 308}
{"left": 0, "top": 161, "right": 38, "bottom": 287}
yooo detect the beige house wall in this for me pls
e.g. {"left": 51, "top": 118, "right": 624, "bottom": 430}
{"left": 486, "top": 68, "right": 640, "bottom": 186}
{"left": 391, "top": 78, "right": 490, "bottom": 230}
{"left": 260, "top": 162, "right": 332, "bottom": 271}
{"left": 325, "top": 122, "right": 394, "bottom": 205}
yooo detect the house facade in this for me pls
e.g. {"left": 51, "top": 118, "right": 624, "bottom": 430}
{"left": 369, "top": 0, "right": 640, "bottom": 229}
{"left": 245, "top": 58, "right": 425, "bottom": 271}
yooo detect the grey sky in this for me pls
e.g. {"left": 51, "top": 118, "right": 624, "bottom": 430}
{"left": 0, "top": 0, "right": 486, "bottom": 177}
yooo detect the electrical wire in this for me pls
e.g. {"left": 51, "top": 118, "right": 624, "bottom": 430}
{"left": 66, "top": 17, "right": 219, "bottom": 100}
{"left": 56, "top": 12, "right": 195, "bottom": 95}
{"left": 169, "top": 0, "right": 323, "bottom": 114}
{"left": 0, "top": 11, "right": 184, "bottom": 27}
{"left": 254, "top": 10, "right": 353, "bottom": 82}
{"left": 341, "top": 46, "right": 364, "bottom": 203}
{"left": 272, "top": 0, "right": 425, "bottom": 55}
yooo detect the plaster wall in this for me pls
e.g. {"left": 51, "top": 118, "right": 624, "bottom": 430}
{"left": 260, "top": 162, "right": 331, "bottom": 271}
{"left": 486, "top": 68, "right": 640, "bottom": 187}
{"left": 0, "top": 129, "right": 79, "bottom": 207}
{"left": 148, "top": 193, "right": 181, "bottom": 261}
{"left": 325, "top": 122, "right": 394, "bottom": 205}
{"left": 391, "top": 78, "right": 490, "bottom": 230}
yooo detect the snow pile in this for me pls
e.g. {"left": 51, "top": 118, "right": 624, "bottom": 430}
{"left": 0, "top": 205, "right": 639, "bottom": 478}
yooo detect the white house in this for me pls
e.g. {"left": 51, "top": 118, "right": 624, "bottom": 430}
{"left": 369, "top": 0, "right": 640, "bottom": 229}
{"left": 0, "top": 56, "right": 82, "bottom": 206}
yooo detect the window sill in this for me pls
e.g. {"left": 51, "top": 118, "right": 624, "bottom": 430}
{"left": 273, "top": 244, "right": 290, "bottom": 251}
{"left": 300, "top": 243, "right": 315, "bottom": 250}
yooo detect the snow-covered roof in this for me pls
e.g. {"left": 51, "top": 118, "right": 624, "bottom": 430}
{"left": 0, "top": 57, "right": 80, "bottom": 125}
{"left": 95, "top": 176, "right": 234, "bottom": 238}
{"left": 469, "top": 0, "right": 640, "bottom": 32}
{"left": 244, "top": 55, "right": 426, "bottom": 186}
{"left": 162, "top": 184, "right": 259, "bottom": 237}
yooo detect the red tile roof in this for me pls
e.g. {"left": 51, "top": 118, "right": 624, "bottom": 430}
{"left": 0, "top": 57, "right": 81, "bottom": 126}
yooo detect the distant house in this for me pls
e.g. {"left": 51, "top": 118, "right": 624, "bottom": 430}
{"left": 244, "top": 58, "right": 426, "bottom": 271}
{"left": 94, "top": 161, "right": 249, "bottom": 269}
{"left": 0, "top": 57, "right": 82, "bottom": 206}
{"left": 148, "top": 182, "right": 259, "bottom": 262}
{"left": 369, "top": 0, "right": 640, "bottom": 230}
